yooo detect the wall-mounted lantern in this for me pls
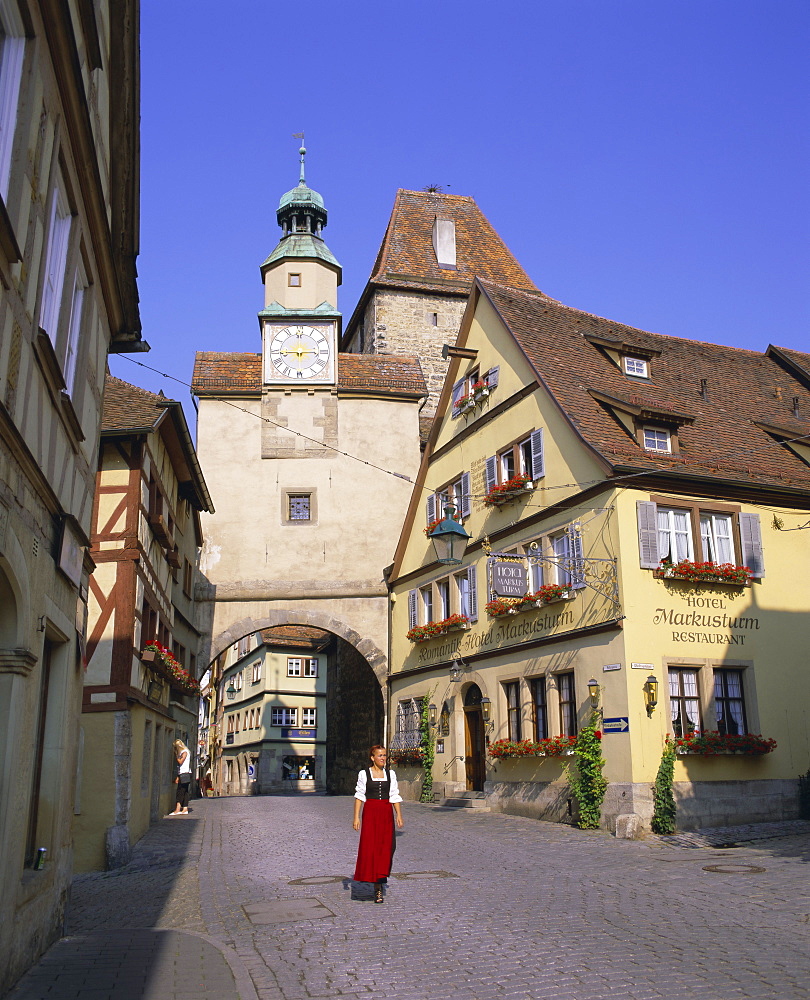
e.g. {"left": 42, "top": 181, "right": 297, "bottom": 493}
{"left": 587, "top": 677, "right": 600, "bottom": 708}
{"left": 480, "top": 696, "right": 491, "bottom": 724}
{"left": 428, "top": 703, "right": 438, "bottom": 728}
{"left": 643, "top": 674, "right": 659, "bottom": 716}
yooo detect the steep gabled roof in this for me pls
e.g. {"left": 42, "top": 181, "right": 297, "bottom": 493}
{"left": 191, "top": 353, "right": 426, "bottom": 398}
{"left": 102, "top": 374, "right": 169, "bottom": 432}
{"left": 367, "top": 189, "right": 539, "bottom": 295}
{"left": 101, "top": 374, "right": 214, "bottom": 512}
{"left": 477, "top": 280, "right": 810, "bottom": 493}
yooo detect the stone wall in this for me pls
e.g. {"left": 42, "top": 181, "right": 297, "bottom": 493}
{"left": 357, "top": 290, "right": 468, "bottom": 422}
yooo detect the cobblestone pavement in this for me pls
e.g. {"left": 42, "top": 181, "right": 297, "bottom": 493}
{"left": 5, "top": 798, "right": 810, "bottom": 1000}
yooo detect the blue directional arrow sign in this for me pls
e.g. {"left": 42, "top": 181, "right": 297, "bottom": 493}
{"left": 602, "top": 717, "right": 630, "bottom": 733}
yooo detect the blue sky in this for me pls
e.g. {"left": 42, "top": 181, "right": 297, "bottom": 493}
{"left": 111, "top": 0, "right": 809, "bottom": 422}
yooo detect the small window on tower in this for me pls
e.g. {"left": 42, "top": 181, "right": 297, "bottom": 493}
{"left": 288, "top": 273, "right": 301, "bottom": 287}
{"left": 288, "top": 494, "right": 311, "bottom": 521}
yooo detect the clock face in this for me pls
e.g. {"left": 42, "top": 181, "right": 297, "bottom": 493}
{"left": 266, "top": 325, "right": 333, "bottom": 382}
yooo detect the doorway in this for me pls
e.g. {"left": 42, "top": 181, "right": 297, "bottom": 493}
{"left": 463, "top": 683, "right": 486, "bottom": 791}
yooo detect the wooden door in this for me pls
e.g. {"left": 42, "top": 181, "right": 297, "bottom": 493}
{"left": 464, "top": 707, "right": 486, "bottom": 791}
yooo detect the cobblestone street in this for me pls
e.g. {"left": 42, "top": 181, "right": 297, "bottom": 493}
{"left": 6, "top": 797, "right": 810, "bottom": 1000}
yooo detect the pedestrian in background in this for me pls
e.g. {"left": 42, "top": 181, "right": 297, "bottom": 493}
{"left": 352, "top": 745, "right": 404, "bottom": 903}
{"left": 168, "top": 739, "right": 192, "bottom": 815}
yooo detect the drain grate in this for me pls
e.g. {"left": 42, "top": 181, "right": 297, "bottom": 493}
{"left": 702, "top": 863, "right": 766, "bottom": 874}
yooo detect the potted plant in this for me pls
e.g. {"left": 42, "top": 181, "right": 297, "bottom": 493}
{"left": 471, "top": 380, "right": 490, "bottom": 402}
{"left": 453, "top": 393, "right": 475, "bottom": 415}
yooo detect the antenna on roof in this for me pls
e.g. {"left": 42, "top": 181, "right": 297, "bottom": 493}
{"left": 423, "top": 184, "right": 445, "bottom": 193}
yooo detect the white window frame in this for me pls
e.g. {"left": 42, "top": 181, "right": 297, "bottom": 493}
{"left": 657, "top": 507, "right": 695, "bottom": 563}
{"left": 700, "top": 512, "right": 734, "bottom": 564}
{"left": 0, "top": 3, "right": 25, "bottom": 200}
{"left": 41, "top": 178, "right": 72, "bottom": 339}
{"left": 623, "top": 356, "right": 649, "bottom": 378}
{"left": 271, "top": 707, "right": 297, "bottom": 727}
{"left": 301, "top": 707, "right": 317, "bottom": 727}
{"left": 303, "top": 657, "right": 318, "bottom": 677}
{"left": 251, "top": 661, "right": 262, "bottom": 684}
{"left": 63, "top": 264, "right": 86, "bottom": 394}
{"left": 642, "top": 426, "right": 671, "bottom": 453}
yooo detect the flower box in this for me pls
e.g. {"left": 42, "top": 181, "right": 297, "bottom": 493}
{"left": 668, "top": 731, "right": 776, "bottom": 756}
{"left": 485, "top": 586, "right": 571, "bottom": 618}
{"left": 141, "top": 641, "right": 201, "bottom": 695}
{"left": 389, "top": 749, "right": 424, "bottom": 768}
{"left": 484, "top": 474, "right": 534, "bottom": 507}
{"left": 654, "top": 560, "right": 752, "bottom": 585}
{"left": 406, "top": 614, "right": 471, "bottom": 643}
{"left": 488, "top": 736, "right": 579, "bottom": 759}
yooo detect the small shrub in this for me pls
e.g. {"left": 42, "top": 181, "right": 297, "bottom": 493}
{"left": 651, "top": 741, "right": 677, "bottom": 834}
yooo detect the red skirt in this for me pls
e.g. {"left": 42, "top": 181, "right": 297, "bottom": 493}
{"left": 353, "top": 798, "right": 396, "bottom": 883}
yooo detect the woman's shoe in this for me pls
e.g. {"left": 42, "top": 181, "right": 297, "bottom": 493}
{"left": 374, "top": 884, "right": 384, "bottom": 904}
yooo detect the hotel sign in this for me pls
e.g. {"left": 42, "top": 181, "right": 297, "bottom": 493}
{"left": 491, "top": 560, "right": 527, "bottom": 597}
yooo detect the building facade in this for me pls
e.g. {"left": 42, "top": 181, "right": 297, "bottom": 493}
{"left": 73, "top": 375, "right": 213, "bottom": 872}
{"left": 388, "top": 279, "right": 810, "bottom": 831}
{"left": 0, "top": 0, "right": 141, "bottom": 988}
{"left": 191, "top": 150, "right": 427, "bottom": 791}
{"left": 218, "top": 626, "right": 331, "bottom": 796}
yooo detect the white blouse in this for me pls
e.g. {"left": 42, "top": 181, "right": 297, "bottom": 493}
{"left": 354, "top": 768, "right": 403, "bottom": 803}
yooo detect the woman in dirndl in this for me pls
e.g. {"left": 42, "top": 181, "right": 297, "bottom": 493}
{"left": 352, "top": 745, "right": 404, "bottom": 903}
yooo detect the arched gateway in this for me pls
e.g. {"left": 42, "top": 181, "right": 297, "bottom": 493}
{"left": 204, "top": 610, "right": 387, "bottom": 795}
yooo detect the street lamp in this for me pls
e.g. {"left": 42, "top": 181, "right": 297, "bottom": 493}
{"left": 226, "top": 680, "right": 237, "bottom": 701}
{"left": 428, "top": 703, "right": 438, "bottom": 728}
{"left": 587, "top": 678, "right": 600, "bottom": 708}
{"left": 427, "top": 504, "right": 471, "bottom": 566}
{"left": 480, "top": 696, "right": 491, "bottom": 724}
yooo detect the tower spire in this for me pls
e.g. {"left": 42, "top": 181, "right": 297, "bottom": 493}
{"left": 293, "top": 132, "right": 306, "bottom": 185}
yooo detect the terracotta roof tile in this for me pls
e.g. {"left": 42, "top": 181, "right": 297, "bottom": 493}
{"left": 480, "top": 281, "right": 810, "bottom": 493}
{"left": 101, "top": 374, "right": 173, "bottom": 432}
{"left": 367, "top": 189, "right": 541, "bottom": 296}
{"left": 192, "top": 352, "right": 426, "bottom": 397}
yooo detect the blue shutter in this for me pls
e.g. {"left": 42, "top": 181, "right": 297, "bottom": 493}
{"left": 530, "top": 428, "right": 544, "bottom": 479}
{"left": 637, "top": 501, "right": 660, "bottom": 569}
{"left": 426, "top": 493, "right": 438, "bottom": 525}
{"left": 484, "top": 456, "right": 498, "bottom": 493}
{"left": 451, "top": 378, "right": 465, "bottom": 418}
{"left": 459, "top": 472, "right": 471, "bottom": 518}
{"left": 571, "top": 528, "right": 586, "bottom": 590}
{"left": 408, "top": 590, "right": 418, "bottom": 629}
{"left": 485, "top": 366, "right": 500, "bottom": 388}
{"left": 467, "top": 565, "right": 478, "bottom": 621}
{"left": 739, "top": 513, "right": 764, "bottom": 578}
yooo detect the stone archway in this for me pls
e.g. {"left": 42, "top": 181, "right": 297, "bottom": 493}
{"left": 208, "top": 611, "right": 387, "bottom": 795}
{"left": 206, "top": 609, "right": 387, "bottom": 687}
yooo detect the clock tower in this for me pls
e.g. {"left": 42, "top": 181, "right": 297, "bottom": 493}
{"left": 259, "top": 145, "right": 341, "bottom": 388}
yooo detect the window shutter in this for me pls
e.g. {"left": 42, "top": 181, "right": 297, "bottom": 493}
{"left": 485, "top": 366, "right": 500, "bottom": 388}
{"left": 484, "top": 456, "right": 498, "bottom": 493}
{"left": 571, "top": 528, "right": 586, "bottom": 590}
{"left": 408, "top": 590, "right": 418, "bottom": 629}
{"left": 637, "top": 501, "right": 660, "bottom": 569}
{"left": 739, "top": 513, "right": 765, "bottom": 578}
{"left": 530, "top": 428, "right": 545, "bottom": 479}
{"left": 451, "top": 378, "right": 465, "bottom": 418}
{"left": 426, "top": 493, "right": 438, "bottom": 525}
{"left": 467, "top": 565, "right": 478, "bottom": 621}
{"left": 459, "top": 472, "right": 471, "bottom": 518}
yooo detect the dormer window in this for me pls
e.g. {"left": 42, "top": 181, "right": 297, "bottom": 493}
{"left": 642, "top": 426, "right": 671, "bottom": 453}
{"left": 432, "top": 217, "right": 457, "bottom": 270}
{"left": 623, "top": 356, "right": 649, "bottom": 378}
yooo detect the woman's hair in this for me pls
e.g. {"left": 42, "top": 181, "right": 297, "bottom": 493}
{"left": 368, "top": 744, "right": 386, "bottom": 760}
{"left": 173, "top": 739, "right": 188, "bottom": 754}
